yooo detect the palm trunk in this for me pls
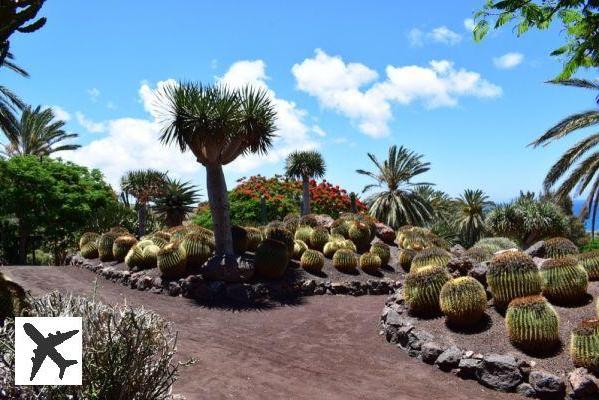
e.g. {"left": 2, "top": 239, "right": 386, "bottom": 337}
{"left": 17, "top": 219, "right": 28, "bottom": 265}
{"left": 138, "top": 204, "right": 147, "bottom": 237}
{"left": 592, "top": 200, "right": 598, "bottom": 241}
{"left": 206, "top": 163, "right": 234, "bottom": 255}
{"left": 302, "top": 176, "right": 310, "bottom": 216}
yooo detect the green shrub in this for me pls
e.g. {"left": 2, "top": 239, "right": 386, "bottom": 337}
{"left": 332, "top": 249, "right": 357, "bottom": 273}
{"left": 359, "top": 252, "right": 381, "bottom": 273}
{"left": 157, "top": 242, "right": 187, "bottom": 279}
{"left": 540, "top": 256, "right": 588, "bottom": 303}
{"left": 294, "top": 226, "right": 313, "bottom": 243}
{"left": 300, "top": 249, "right": 325, "bottom": 273}
{"left": 506, "top": 295, "right": 560, "bottom": 352}
{"left": 488, "top": 251, "right": 542, "bottom": 309}
{"left": 245, "top": 227, "right": 263, "bottom": 252}
{"left": 79, "top": 232, "right": 99, "bottom": 250}
{"left": 255, "top": 239, "right": 289, "bottom": 279}
{"left": 323, "top": 241, "right": 340, "bottom": 258}
{"left": 571, "top": 318, "right": 599, "bottom": 372}
{"left": 264, "top": 226, "right": 294, "bottom": 256}
{"left": 464, "top": 246, "right": 493, "bottom": 263}
{"left": 348, "top": 221, "right": 371, "bottom": 252}
{"left": 231, "top": 225, "right": 248, "bottom": 255}
{"left": 98, "top": 232, "right": 119, "bottom": 262}
{"left": 81, "top": 242, "right": 99, "bottom": 259}
{"left": 112, "top": 235, "right": 138, "bottom": 262}
{"left": 370, "top": 242, "right": 390, "bottom": 266}
{"left": 411, "top": 247, "right": 451, "bottom": 272}
{"left": 545, "top": 237, "right": 579, "bottom": 258}
{"left": 404, "top": 265, "right": 451, "bottom": 315}
{"left": 440, "top": 277, "right": 487, "bottom": 326}
{"left": 0, "top": 291, "right": 179, "bottom": 399}
{"left": 473, "top": 237, "right": 519, "bottom": 254}
{"left": 181, "top": 232, "right": 213, "bottom": 272}
{"left": 309, "top": 226, "right": 330, "bottom": 251}
{"left": 293, "top": 240, "right": 308, "bottom": 260}
{"left": 578, "top": 250, "right": 599, "bottom": 280}
{"left": 398, "top": 248, "right": 415, "bottom": 271}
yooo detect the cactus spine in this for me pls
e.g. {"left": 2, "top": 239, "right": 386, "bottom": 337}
{"left": 332, "top": 249, "right": 357, "bottom": 273}
{"left": 98, "top": 232, "right": 119, "bottom": 262}
{"left": 370, "top": 242, "right": 390, "bottom": 266}
{"left": 571, "top": 319, "right": 599, "bottom": 372}
{"left": 293, "top": 240, "right": 308, "bottom": 260}
{"left": 540, "top": 256, "right": 588, "bottom": 304}
{"left": 255, "top": 238, "right": 289, "bottom": 279}
{"left": 487, "top": 251, "right": 542, "bottom": 309}
{"left": 157, "top": 242, "right": 187, "bottom": 279}
{"left": 112, "top": 235, "right": 138, "bottom": 262}
{"left": 411, "top": 247, "right": 451, "bottom": 272}
{"left": 323, "top": 241, "right": 340, "bottom": 258}
{"left": 545, "top": 237, "right": 579, "bottom": 258}
{"left": 300, "top": 249, "right": 325, "bottom": 273}
{"left": 577, "top": 250, "right": 599, "bottom": 280}
{"left": 506, "top": 295, "right": 560, "bottom": 352}
{"left": 439, "top": 277, "right": 487, "bottom": 326}
{"left": 359, "top": 252, "right": 382, "bottom": 273}
{"left": 404, "top": 265, "right": 451, "bottom": 315}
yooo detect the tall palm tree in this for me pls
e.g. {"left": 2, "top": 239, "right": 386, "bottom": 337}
{"left": 1, "top": 105, "right": 79, "bottom": 157}
{"left": 530, "top": 79, "right": 599, "bottom": 238}
{"left": 121, "top": 169, "right": 167, "bottom": 237}
{"left": 455, "top": 189, "right": 493, "bottom": 247}
{"left": 285, "top": 150, "right": 326, "bottom": 215}
{"left": 0, "top": 53, "right": 27, "bottom": 137}
{"left": 157, "top": 83, "right": 276, "bottom": 281}
{"left": 154, "top": 178, "right": 201, "bottom": 227}
{"left": 356, "top": 145, "right": 433, "bottom": 229}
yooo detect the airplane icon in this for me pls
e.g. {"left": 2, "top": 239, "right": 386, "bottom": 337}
{"left": 23, "top": 322, "right": 79, "bottom": 381}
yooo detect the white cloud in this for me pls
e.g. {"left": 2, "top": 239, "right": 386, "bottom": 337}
{"left": 464, "top": 18, "right": 476, "bottom": 31}
{"left": 493, "top": 52, "right": 524, "bottom": 69}
{"left": 292, "top": 49, "right": 501, "bottom": 137}
{"left": 312, "top": 125, "right": 326, "bottom": 137}
{"left": 47, "top": 105, "right": 71, "bottom": 122}
{"left": 408, "top": 28, "right": 424, "bottom": 47}
{"left": 408, "top": 26, "right": 462, "bottom": 47}
{"left": 75, "top": 112, "right": 106, "bottom": 133}
{"left": 87, "top": 88, "right": 100, "bottom": 102}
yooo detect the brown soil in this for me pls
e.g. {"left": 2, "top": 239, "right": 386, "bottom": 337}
{"left": 414, "top": 281, "right": 599, "bottom": 379}
{"left": 2, "top": 265, "right": 515, "bottom": 400}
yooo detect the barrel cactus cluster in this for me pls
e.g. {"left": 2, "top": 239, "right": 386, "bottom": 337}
{"left": 404, "top": 265, "right": 451, "bottom": 315}
{"left": 577, "top": 250, "right": 599, "bottom": 280}
{"left": 411, "top": 247, "right": 452, "bottom": 272}
{"left": 570, "top": 318, "right": 599, "bottom": 372}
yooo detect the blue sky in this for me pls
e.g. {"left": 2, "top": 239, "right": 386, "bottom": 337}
{"left": 3, "top": 0, "right": 598, "bottom": 202}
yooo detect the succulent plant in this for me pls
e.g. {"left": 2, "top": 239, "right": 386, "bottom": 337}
{"left": 157, "top": 242, "right": 187, "bottom": 279}
{"left": 293, "top": 240, "right": 308, "bottom": 260}
{"left": 80, "top": 241, "right": 99, "bottom": 259}
{"left": 571, "top": 318, "right": 599, "bottom": 371}
{"left": 181, "top": 232, "right": 213, "bottom": 272}
{"left": 330, "top": 218, "right": 350, "bottom": 238}
{"left": 245, "top": 227, "right": 263, "bottom": 252}
{"left": 125, "top": 244, "right": 145, "bottom": 270}
{"left": 309, "top": 226, "right": 330, "bottom": 252}
{"left": 348, "top": 221, "right": 371, "bottom": 252}
{"left": 404, "top": 265, "right": 451, "bottom": 315}
{"left": 265, "top": 226, "right": 295, "bottom": 256}
{"left": 540, "top": 256, "right": 588, "bottom": 303}
{"left": 299, "top": 214, "right": 319, "bottom": 228}
{"left": 545, "top": 237, "right": 579, "bottom": 258}
{"left": 168, "top": 225, "right": 189, "bottom": 242}
{"left": 323, "top": 241, "right": 340, "bottom": 258}
{"left": 98, "top": 232, "right": 119, "bottom": 262}
{"left": 473, "top": 237, "right": 519, "bottom": 254}
{"left": 151, "top": 236, "right": 169, "bottom": 249}
{"left": 440, "top": 277, "right": 487, "bottom": 326}
{"left": 395, "top": 226, "right": 436, "bottom": 250}
{"left": 0, "top": 273, "right": 27, "bottom": 320}
{"left": 329, "top": 233, "right": 345, "bottom": 242}
{"left": 578, "top": 250, "right": 599, "bottom": 280}
{"left": 506, "top": 295, "right": 560, "bottom": 351}
{"left": 283, "top": 213, "right": 300, "bottom": 233}
{"left": 255, "top": 238, "right": 289, "bottom": 279}
{"left": 231, "top": 225, "right": 248, "bottom": 254}
{"left": 369, "top": 242, "right": 390, "bottom": 266}
{"left": 411, "top": 247, "right": 452, "bottom": 272}
{"left": 79, "top": 232, "right": 100, "bottom": 250}
{"left": 487, "top": 251, "right": 542, "bottom": 309}
{"left": 398, "top": 248, "right": 415, "bottom": 271}
{"left": 112, "top": 235, "right": 138, "bottom": 262}
{"left": 109, "top": 226, "right": 130, "bottom": 235}
{"left": 337, "top": 239, "right": 357, "bottom": 252}
{"left": 137, "top": 239, "right": 154, "bottom": 249}
{"left": 300, "top": 249, "right": 325, "bottom": 273}
{"left": 294, "top": 226, "right": 314, "bottom": 243}
{"left": 332, "top": 248, "right": 357, "bottom": 273}
{"left": 359, "top": 252, "right": 382, "bottom": 273}
{"left": 152, "top": 231, "right": 172, "bottom": 242}
{"left": 464, "top": 246, "right": 493, "bottom": 263}
{"left": 142, "top": 244, "right": 160, "bottom": 269}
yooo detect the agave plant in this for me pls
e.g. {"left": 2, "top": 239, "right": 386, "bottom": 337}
{"left": 285, "top": 150, "right": 326, "bottom": 215}
{"left": 356, "top": 145, "right": 433, "bottom": 229}
{"left": 455, "top": 189, "right": 493, "bottom": 247}
{"left": 121, "top": 169, "right": 167, "bottom": 237}
{"left": 153, "top": 178, "right": 201, "bottom": 227}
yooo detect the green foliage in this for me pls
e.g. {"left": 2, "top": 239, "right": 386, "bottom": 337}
{"left": 181, "top": 232, "right": 213, "bottom": 272}
{"left": 348, "top": 221, "right": 371, "bottom": 252}
{"left": 473, "top": 237, "right": 519, "bottom": 254}
{"left": 540, "top": 256, "right": 588, "bottom": 303}
{"left": 506, "top": 295, "right": 560, "bottom": 352}
{"left": 98, "top": 232, "right": 119, "bottom": 262}
{"left": 153, "top": 178, "right": 201, "bottom": 227}
{"left": 255, "top": 238, "right": 289, "bottom": 279}
{"left": 323, "top": 241, "right": 340, "bottom": 258}
{"left": 285, "top": 150, "right": 326, "bottom": 181}
{"left": 397, "top": 248, "right": 415, "bottom": 271}
{"left": 294, "top": 226, "right": 313, "bottom": 243}
{"left": 578, "top": 250, "right": 599, "bottom": 279}
{"left": 464, "top": 246, "right": 493, "bottom": 263}
{"left": 571, "top": 318, "right": 599, "bottom": 372}
{"left": 300, "top": 249, "right": 325, "bottom": 273}
{"left": 359, "top": 252, "right": 381, "bottom": 273}
{"left": 545, "top": 236, "right": 580, "bottom": 258}
{"left": 245, "top": 227, "right": 262, "bottom": 252}
{"left": 112, "top": 235, "right": 137, "bottom": 262}
{"left": 370, "top": 242, "right": 390, "bottom": 266}
{"left": 309, "top": 226, "right": 330, "bottom": 251}
{"left": 439, "top": 277, "right": 487, "bottom": 326}
{"left": 582, "top": 239, "right": 599, "bottom": 252}
{"left": 488, "top": 251, "right": 543, "bottom": 308}
{"left": 404, "top": 265, "right": 451, "bottom": 315}
{"left": 454, "top": 189, "right": 493, "bottom": 247}
{"left": 293, "top": 240, "right": 308, "bottom": 260}
{"left": 264, "top": 226, "right": 294, "bottom": 256}
{"left": 332, "top": 248, "right": 357, "bottom": 273}
{"left": 157, "top": 242, "right": 187, "bottom": 279}
{"left": 411, "top": 247, "right": 451, "bottom": 272}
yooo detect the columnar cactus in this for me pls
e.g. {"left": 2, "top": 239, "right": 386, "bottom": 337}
{"left": 98, "top": 232, "right": 119, "bottom": 262}
{"left": 245, "top": 227, "right": 263, "bottom": 252}
{"left": 265, "top": 226, "right": 295, "bottom": 256}
{"left": 439, "top": 277, "right": 487, "bottom": 326}
{"left": 464, "top": 246, "right": 493, "bottom": 263}
{"left": 487, "top": 251, "right": 543, "bottom": 309}
{"left": 157, "top": 242, "right": 187, "bottom": 279}
{"left": 79, "top": 232, "right": 99, "bottom": 250}
{"left": 300, "top": 249, "right": 325, "bottom": 273}
{"left": 112, "top": 235, "right": 138, "bottom": 262}
{"left": 80, "top": 241, "right": 99, "bottom": 259}
{"left": 411, "top": 247, "right": 451, "bottom": 272}
{"left": 181, "top": 232, "right": 213, "bottom": 271}
{"left": 294, "top": 226, "right": 314, "bottom": 243}
{"left": 540, "top": 256, "right": 588, "bottom": 303}
{"left": 309, "top": 227, "right": 330, "bottom": 252}
{"left": 404, "top": 265, "right": 451, "bottom": 315}
{"left": 370, "top": 242, "right": 390, "bottom": 266}
{"left": 255, "top": 239, "right": 289, "bottom": 279}
{"left": 332, "top": 249, "right": 357, "bottom": 273}
{"left": 571, "top": 318, "right": 599, "bottom": 372}
{"left": 578, "top": 250, "right": 599, "bottom": 280}
{"left": 545, "top": 237, "right": 579, "bottom": 259}
{"left": 359, "top": 252, "right": 382, "bottom": 273}
{"left": 293, "top": 240, "right": 308, "bottom": 260}
{"left": 231, "top": 225, "right": 248, "bottom": 254}
{"left": 323, "top": 241, "right": 340, "bottom": 258}
{"left": 506, "top": 295, "right": 560, "bottom": 351}
{"left": 398, "top": 249, "right": 415, "bottom": 271}
{"left": 348, "top": 221, "right": 371, "bottom": 252}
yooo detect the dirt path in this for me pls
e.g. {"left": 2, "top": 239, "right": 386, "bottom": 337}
{"left": 2, "top": 265, "right": 517, "bottom": 400}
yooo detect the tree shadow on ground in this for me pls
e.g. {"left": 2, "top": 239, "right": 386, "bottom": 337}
{"left": 551, "top": 293, "right": 593, "bottom": 308}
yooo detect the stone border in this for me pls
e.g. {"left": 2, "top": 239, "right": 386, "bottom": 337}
{"left": 379, "top": 290, "right": 599, "bottom": 400}
{"left": 69, "top": 255, "right": 401, "bottom": 303}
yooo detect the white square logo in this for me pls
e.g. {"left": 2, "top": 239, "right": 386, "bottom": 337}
{"left": 14, "top": 317, "right": 82, "bottom": 385}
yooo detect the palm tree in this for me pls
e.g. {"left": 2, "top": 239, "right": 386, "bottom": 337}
{"left": 0, "top": 53, "right": 27, "bottom": 137}
{"left": 284, "top": 150, "right": 326, "bottom": 215}
{"left": 1, "top": 105, "right": 80, "bottom": 157}
{"left": 120, "top": 169, "right": 167, "bottom": 237}
{"left": 356, "top": 145, "right": 433, "bottom": 229}
{"left": 530, "top": 79, "right": 599, "bottom": 238}
{"left": 156, "top": 83, "right": 276, "bottom": 281}
{"left": 154, "top": 178, "right": 201, "bottom": 227}
{"left": 455, "top": 189, "right": 493, "bottom": 247}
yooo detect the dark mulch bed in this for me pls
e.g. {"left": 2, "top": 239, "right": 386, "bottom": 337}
{"left": 413, "top": 281, "right": 599, "bottom": 378}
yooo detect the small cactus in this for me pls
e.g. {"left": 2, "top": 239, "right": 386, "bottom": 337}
{"left": 330, "top": 219, "right": 350, "bottom": 238}
{"left": 369, "top": 242, "right": 390, "bottom": 266}
{"left": 464, "top": 246, "right": 493, "bottom": 263}
{"left": 488, "top": 251, "right": 542, "bottom": 309}
{"left": 506, "top": 295, "right": 560, "bottom": 352}
{"left": 337, "top": 239, "right": 357, "bottom": 252}
{"left": 309, "top": 227, "right": 330, "bottom": 251}
{"left": 545, "top": 237, "right": 579, "bottom": 258}
{"left": 571, "top": 318, "right": 599, "bottom": 371}
{"left": 473, "top": 237, "right": 519, "bottom": 254}
{"left": 577, "top": 250, "right": 599, "bottom": 280}
{"left": 181, "top": 232, "right": 213, "bottom": 272}
{"left": 359, "top": 252, "right": 382, "bottom": 273}
{"left": 299, "top": 214, "right": 319, "bottom": 228}
{"left": 98, "top": 232, "right": 119, "bottom": 262}
{"left": 79, "top": 232, "right": 99, "bottom": 250}
{"left": 293, "top": 240, "right": 308, "bottom": 260}
{"left": 300, "top": 249, "right": 325, "bottom": 273}
{"left": 283, "top": 213, "right": 300, "bottom": 233}
{"left": 112, "top": 235, "right": 138, "bottom": 262}
{"left": 294, "top": 226, "right": 314, "bottom": 243}
{"left": 125, "top": 244, "right": 145, "bottom": 270}
{"left": 265, "top": 226, "right": 295, "bottom": 256}
{"left": 411, "top": 247, "right": 451, "bottom": 272}
{"left": 157, "top": 242, "right": 187, "bottom": 279}
{"left": 439, "top": 277, "right": 487, "bottom": 326}
{"left": 348, "top": 221, "right": 371, "bottom": 252}
{"left": 245, "top": 227, "right": 263, "bottom": 252}
{"left": 540, "top": 256, "right": 588, "bottom": 304}
{"left": 323, "top": 241, "right": 340, "bottom": 258}
{"left": 404, "top": 265, "right": 451, "bottom": 315}
{"left": 142, "top": 244, "right": 160, "bottom": 269}
{"left": 332, "top": 249, "right": 357, "bottom": 273}
{"left": 398, "top": 249, "right": 415, "bottom": 271}
{"left": 231, "top": 225, "right": 248, "bottom": 254}
{"left": 255, "top": 238, "right": 289, "bottom": 279}
{"left": 80, "top": 241, "right": 99, "bottom": 259}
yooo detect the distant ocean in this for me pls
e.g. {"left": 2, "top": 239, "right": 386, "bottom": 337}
{"left": 572, "top": 199, "right": 597, "bottom": 231}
